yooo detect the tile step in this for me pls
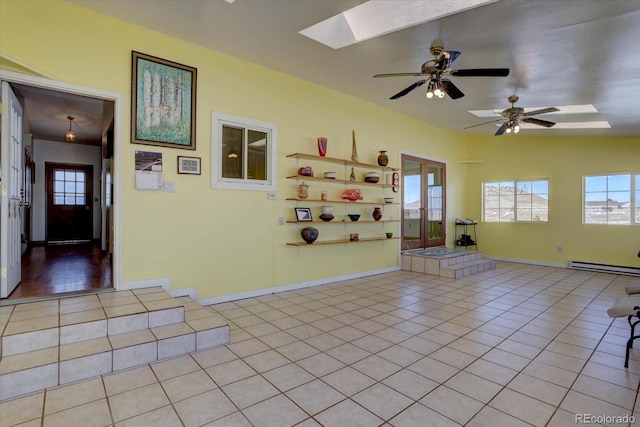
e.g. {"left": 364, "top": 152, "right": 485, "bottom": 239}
{"left": 440, "top": 259, "right": 497, "bottom": 279}
{"left": 0, "top": 290, "right": 230, "bottom": 401}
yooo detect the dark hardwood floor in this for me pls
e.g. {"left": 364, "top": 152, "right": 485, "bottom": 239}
{"left": 9, "top": 243, "right": 112, "bottom": 300}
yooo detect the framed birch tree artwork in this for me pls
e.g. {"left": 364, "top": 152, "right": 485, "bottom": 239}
{"left": 131, "top": 51, "right": 197, "bottom": 150}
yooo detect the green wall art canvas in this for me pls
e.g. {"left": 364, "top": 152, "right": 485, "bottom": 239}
{"left": 131, "top": 51, "right": 197, "bottom": 150}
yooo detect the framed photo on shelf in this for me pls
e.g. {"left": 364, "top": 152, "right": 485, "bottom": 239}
{"left": 295, "top": 207, "right": 313, "bottom": 222}
{"left": 177, "top": 156, "right": 201, "bottom": 175}
{"left": 131, "top": 51, "right": 197, "bottom": 150}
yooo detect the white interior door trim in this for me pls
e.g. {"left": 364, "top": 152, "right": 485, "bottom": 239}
{"left": 0, "top": 69, "right": 123, "bottom": 291}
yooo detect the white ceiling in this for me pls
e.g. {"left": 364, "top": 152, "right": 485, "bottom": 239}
{"left": 17, "top": 0, "right": 640, "bottom": 142}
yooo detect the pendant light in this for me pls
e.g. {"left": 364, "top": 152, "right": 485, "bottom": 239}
{"left": 65, "top": 116, "right": 76, "bottom": 142}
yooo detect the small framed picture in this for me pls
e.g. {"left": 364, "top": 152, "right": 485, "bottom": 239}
{"left": 295, "top": 207, "right": 313, "bottom": 222}
{"left": 177, "top": 156, "right": 201, "bottom": 175}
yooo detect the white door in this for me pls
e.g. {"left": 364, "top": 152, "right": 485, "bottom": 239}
{"left": 1, "top": 81, "right": 23, "bottom": 298}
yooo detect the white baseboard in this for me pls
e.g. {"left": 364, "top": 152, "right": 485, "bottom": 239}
{"left": 197, "top": 266, "right": 400, "bottom": 306}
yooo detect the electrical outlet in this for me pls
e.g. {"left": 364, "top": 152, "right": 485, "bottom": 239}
{"left": 278, "top": 217, "right": 284, "bottom": 225}
{"left": 557, "top": 245, "right": 563, "bottom": 253}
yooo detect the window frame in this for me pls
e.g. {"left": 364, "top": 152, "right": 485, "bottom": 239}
{"left": 583, "top": 172, "right": 638, "bottom": 225}
{"left": 482, "top": 178, "right": 549, "bottom": 223}
{"left": 211, "top": 112, "right": 277, "bottom": 191}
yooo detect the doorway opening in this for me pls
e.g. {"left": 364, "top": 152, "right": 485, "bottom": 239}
{"left": 401, "top": 154, "right": 447, "bottom": 251}
{"left": 1, "top": 75, "right": 119, "bottom": 300}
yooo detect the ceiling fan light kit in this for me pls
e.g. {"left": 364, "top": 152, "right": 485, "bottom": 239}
{"left": 466, "top": 95, "right": 560, "bottom": 136}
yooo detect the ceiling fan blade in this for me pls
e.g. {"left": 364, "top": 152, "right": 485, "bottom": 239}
{"left": 464, "top": 119, "right": 502, "bottom": 130}
{"left": 389, "top": 80, "right": 427, "bottom": 100}
{"left": 522, "top": 107, "right": 560, "bottom": 116}
{"left": 450, "top": 68, "right": 510, "bottom": 77}
{"left": 441, "top": 79, "right": 464, "bottom": 99}
{"left": 373, "top": 72, "right": 423, "bottom": 78}
{"left": 495, "top": 121, "right": 509, "bottom": 136}
{"left": 522, "top": 117, "right": 557, "bottom": 127}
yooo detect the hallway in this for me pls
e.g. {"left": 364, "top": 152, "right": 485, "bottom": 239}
{"left": 9, "top": 243, "right": 112, "bottom": 300}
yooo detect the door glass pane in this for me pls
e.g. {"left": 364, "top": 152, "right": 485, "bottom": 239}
{"left": 55, "top": 170, "right": 65, "bottom": 180}
{"left": 427, "top": 166, "right": 443, "bottom": 240}
{"left": 403, "top": 159, "right": 421, "bottom": 242}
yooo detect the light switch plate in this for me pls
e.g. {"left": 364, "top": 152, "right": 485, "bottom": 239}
{"left": 163, "top": 181, "right": 175, "bottom": 192}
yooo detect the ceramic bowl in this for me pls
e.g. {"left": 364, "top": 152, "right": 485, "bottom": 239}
{"left": 384, "top": 197, "right": 394, "bottom": 204}
{"left": 347, "top": 214, "right": 360, "bottom": 222}
{"left": 319, "top": 214, "right": 335, "bottom": 222}
{"left": 324, "top": 171, "right": 337, "bottom": 179}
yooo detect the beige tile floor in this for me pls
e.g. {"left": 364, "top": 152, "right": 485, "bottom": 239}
{"left": 2, "top": 261, "right": 640, "bottom": 426}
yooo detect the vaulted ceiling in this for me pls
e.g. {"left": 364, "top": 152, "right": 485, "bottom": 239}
{"left": 15, "top": 0, "right": 640, "bottom": 143}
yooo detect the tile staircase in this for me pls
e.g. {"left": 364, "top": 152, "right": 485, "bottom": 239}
{"left": 401, "top": 248, "right": 496, "bottom": 279}
{"left": 0, "top": 287, "right": 229, "bottom": 401}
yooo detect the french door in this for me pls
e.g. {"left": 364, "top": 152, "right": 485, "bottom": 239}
{"left": 401, "top": 154, "right": 446, "bottom": 250}
{"left": 0, "top": 82, "right": 23, "bottom": 298}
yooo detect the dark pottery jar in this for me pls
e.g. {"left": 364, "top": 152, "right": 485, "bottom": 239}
{"left": 377, "top": 151, "right": 389, "bottom": 167}
{"left": 372, "top": 207, "right": 383, "bottom": 221}
{"left": 301, "top": 227, "right": 319, "bottom": 243}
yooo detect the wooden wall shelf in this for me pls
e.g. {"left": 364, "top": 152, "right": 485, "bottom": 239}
{"left": 287, "top": 153, "right": 400, "bottom": 172}
{"left": 286, "top": 237, "right": 399, "bottom": 247}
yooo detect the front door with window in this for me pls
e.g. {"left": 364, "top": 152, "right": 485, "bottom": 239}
{"left": 46, "top": 163, "right": 93, "bottom": 243}
{"left": 401, "top": 155, "right": 446, "bottom": 250}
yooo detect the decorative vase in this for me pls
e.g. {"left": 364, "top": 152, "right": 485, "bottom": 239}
{"left": 351, "top": 130, "right": 359, "bottom": 162}
{"left": 372, "top": 207, "right": 383, "bottom": 221}
{"left": 301, "top": 227, "right": 319, "bottom": 244}
{"left": 317, "top": 137, "right": 327, "bottom": 157}
{"left": 297, "top": 182, "right": 309, "bottom": 200}
{"left": 350, "top": 167, "right": 356, "bottom": 182}
{"left": 319, "top": 206, "right": 334, "bottom": 222}
{"left": 377, "top": 150, "right": 389, "bottom": 167}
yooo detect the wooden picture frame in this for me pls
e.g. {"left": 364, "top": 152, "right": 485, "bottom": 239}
{"left": 131, "top": 51, "right": 197, "bottom": 150}
{"left": 177, "top": 156, "right": 201, "bottom": 175}
{"left": 295, "top": 207, "right": 313, "bottom": 222}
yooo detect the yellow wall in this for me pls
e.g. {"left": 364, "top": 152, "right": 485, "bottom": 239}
{"left": 2, "top": 2, "right": 637, "bottom": 299}
{"left": 0, "top": 1, "right": 467, "bottom": 299}
{"left": 465, "top": 135, "right": 640, "bottom": 267}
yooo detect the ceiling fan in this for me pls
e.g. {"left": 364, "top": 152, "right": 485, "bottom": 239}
{"left": 373, "top": 44, "right": 509, "bottom": 100}
{"left": 466, "top": 95, "right": 560, "bottom": 136}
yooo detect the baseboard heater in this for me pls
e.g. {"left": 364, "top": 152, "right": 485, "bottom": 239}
{"left": 567, "top": 260, "right": 640, "bottom": 277}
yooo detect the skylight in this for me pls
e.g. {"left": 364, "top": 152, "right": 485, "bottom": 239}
{"left": 299, "top": 0, "right": 498, "bottom": 49}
